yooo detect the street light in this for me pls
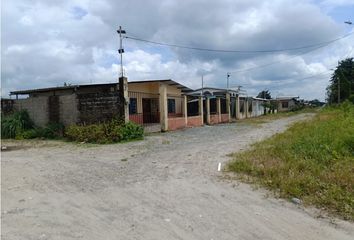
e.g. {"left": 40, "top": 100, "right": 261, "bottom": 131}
{"left": 117, "top": 26, "right": 126, "bottom": 78}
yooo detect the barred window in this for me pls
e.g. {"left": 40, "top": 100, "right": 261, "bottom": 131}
{"left": 129, "top": 98, "right": 137, "bottom": 114}
{"left": 168, "top": 99, "right": 175, "bottom": 113}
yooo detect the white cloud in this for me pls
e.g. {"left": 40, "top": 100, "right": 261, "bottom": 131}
{"left": 2, "top": 0, "right": 354, "bottom": 101}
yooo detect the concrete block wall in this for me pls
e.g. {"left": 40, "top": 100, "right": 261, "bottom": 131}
{"left": 14, "top": 96, "right": 49, "bottom": 127}
{"left": 59, "top": 94, "right": 79, "bottom": 126}
{"left": 1, "top": 99, "right": 15, "bottom": 115}
{"left": 77, "top": 92, "right": 124, "bottom": 124}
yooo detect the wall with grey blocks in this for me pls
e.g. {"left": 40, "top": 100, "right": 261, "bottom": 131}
{"left": 14, "top": 96, "right": 49, "bottom": 127}
{"left": 59, "top": 94, "right": 79, "bottom": 126}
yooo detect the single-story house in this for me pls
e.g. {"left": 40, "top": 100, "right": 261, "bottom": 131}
{"left": 6, "top": 78, "right": 272, "bottom": 132}
{"left": 275, "top": 96, "right": 300, "bottom": 112}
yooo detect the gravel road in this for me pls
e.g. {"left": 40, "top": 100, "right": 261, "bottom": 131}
{"left": 2, "top": 113, "right": 354, "bottom": 240}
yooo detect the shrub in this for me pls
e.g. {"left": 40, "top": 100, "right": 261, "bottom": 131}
{"left": 120, "top": 121, "right": 144, "bottom": 141}
{"left": 1, "top": 110, "right": 34, "bottom": 138}
{"left": 20, "top": 123, "right": 65, "bottom": 139}
{"left": 65, "top": 120, "right": 143, "bottom": 144}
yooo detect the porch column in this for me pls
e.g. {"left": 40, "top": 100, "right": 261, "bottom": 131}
{"left": 245, "top": 98, "right": 249, "bottom": 118}
{"left": 217, "top": 97, "right": 221, "bottom": 122}
{"left": 206, "top": 97, "right": 211, "bottom": 125}
{"left": 226, "top": 93, "right": 231, "bottom": 122}
{"left": 119, "top": 77, "right": 129, "bottom": 123}
{"left": 183, "top": 95, "right": 188, "bottom": 125}
{"left": 198, "top": 96, "right": 204, "bottom": 125}
{"left": 159, "top": 83, "right": 168, "bottom": 131}
{"left": 236, "top": 95, "right": 240, "bottom": 120}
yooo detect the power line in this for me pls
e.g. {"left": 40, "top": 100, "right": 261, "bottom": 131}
{"left": 228, "top": 44, "right": 330, "bottom": 74}
{"left": 124, "top": 31, "right": 353, "bottom": 54}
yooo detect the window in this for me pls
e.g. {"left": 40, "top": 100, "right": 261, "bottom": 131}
{"left": 129, "top": 98, "right": 137, "bottom": 114}
{"left": 282, "top": 101, "right": 288, "bottom": 108}
{"left": 210, "top": 98, "right": 217, "bottom": 114}
{"left": 168, "top": 99, "right": 175, "bottom": 113}
{"left": 221, "top": 98, "right": 227, "bottom": 114}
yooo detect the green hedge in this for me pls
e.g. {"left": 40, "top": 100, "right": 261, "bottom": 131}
{"left": 65, "top": 120, "right": 144, "bottom": 144}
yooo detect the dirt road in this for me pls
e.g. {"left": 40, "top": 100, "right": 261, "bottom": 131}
{"left": 2, "top": 113, "right": 354, "bottom": 240}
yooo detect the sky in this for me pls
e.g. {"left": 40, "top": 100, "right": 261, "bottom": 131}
{"left": 2, "top": 0, "right": 354, "bottom": 101}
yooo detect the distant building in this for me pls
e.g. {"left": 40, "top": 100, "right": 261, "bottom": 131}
{"left": 275, "top": 96, "right": 300, "bottom": 112}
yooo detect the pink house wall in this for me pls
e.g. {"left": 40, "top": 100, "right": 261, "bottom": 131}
{"left": 168, "top": 117, "right": 186, "bottom": 131}
{"left": 187, "top": 116, "right": 203, "bottom": 127}
{"left": 220, "top": 113, "right": 229, "bottom": 123}
{"left": 210, "top": 114, "right": 219, "bottom": 124}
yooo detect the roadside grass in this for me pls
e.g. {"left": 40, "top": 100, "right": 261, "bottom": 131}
{"left": 237, "top": 108, "right": 318, "bottom": 125}
{"left": 227, "top": 103, "right": 354, "bottom": 221}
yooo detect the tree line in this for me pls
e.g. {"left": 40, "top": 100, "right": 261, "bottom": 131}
{"left": 326, "top": 58, "right": 354, "bottom": 104}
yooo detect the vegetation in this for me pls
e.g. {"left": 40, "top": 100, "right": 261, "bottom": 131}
{"left": 20, "top": 123, "right": 64, "bottom": 139}
{"left": 257, "top": 90, "right": 272, "bottom": 99}
{"left": 65, "top": 120, "right": 144, "bottom": 144}
{"left": 326, "top": 58, "right": 354, "bottom": 104}
{"left": 1, "top": 110, "right": 34, "bottom": 138}
{"left": 2, "top": 110, "right": 143, "bottom": 143}
{"left": 227, "top": 102, "right": 354, "bottom": 220}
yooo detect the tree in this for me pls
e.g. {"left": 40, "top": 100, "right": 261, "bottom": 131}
{"left": 257, "top": 90, "right": 271, "bottom": 99}
{"left": 326, "top": 58, "right": 354, "bottom": 104}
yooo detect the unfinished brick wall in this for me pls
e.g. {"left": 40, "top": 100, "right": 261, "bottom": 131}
{"left": 59, "top": 94, "right": 79, "bottom": 126}
{"left": 77, "top": 92, "right": 124, "bottom": 124}
{"left": 1, "top": 99, "right": 15, "bottom": 115}
{"left": 48, "top": 96, "right": 60, "bottom": 123}
{"left": 14, "top": 96, "right": 49, "bottom": 127}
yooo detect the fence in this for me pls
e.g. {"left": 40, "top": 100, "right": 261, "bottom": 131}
{"left": 167, "top": 94, "right": 184, "bottom": 118}
{"left": 187, "top": 96, "right": 199, "bottom": 116}
{"left": 128, "top": 91, "right": 160, "bottom": 126}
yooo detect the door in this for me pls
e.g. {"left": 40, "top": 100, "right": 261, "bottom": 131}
{"left": 142, "top": 98, "right": 159, "bottom": 123}
{"left": 142, "top": 98, "right": 152, "bottom": 123}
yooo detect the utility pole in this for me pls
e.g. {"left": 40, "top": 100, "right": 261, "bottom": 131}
{"left": 117, "top": 26, "right": 126, "bottom": 78}
{"left": 227, "top": 72, "right": 230, "bottom": 91}
{"left": 201, "top": 74, "right": 204, "bottom": 96}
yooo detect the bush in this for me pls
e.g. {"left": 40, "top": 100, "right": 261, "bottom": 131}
{"left": 120, "top": 121, "right": 144, "bottom": 141}
{"left": 65, "top": 120, "right": 143, "bottom": 144}
{"left": 1, "top": 110, "right": 34, "bottom": 138}
{"left": 39, "top": 123, "right": 64, "bottom": 139}
{"left": 20, "top": 123, "right": 64, "bottom": 139}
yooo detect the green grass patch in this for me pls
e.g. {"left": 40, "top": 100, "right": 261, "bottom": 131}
{"left": 237, "top": 108, "right": 317, "bottom": 125}
{"left": 227, "top": 102, "right": 354, "bottom": 220}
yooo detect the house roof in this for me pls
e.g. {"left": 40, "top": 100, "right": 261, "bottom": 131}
{"left": 252, "top": 97, "right": 268, "bottom": 101}
{"left": 10, "top": 79, "right": 193, "bottom": 95}
{"left": 10, "top": 83, "right": 116, "bottom": 95}
{"left": 186, "top": 87, "right": 239, "bottom": 97}
{"left": 276, "top": 96, "right": 299, "bottom": 100}
{"left": 129, "top": 79, "right": 193, "bottom": 93}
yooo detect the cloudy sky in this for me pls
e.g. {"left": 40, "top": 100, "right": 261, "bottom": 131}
{"left": 2, "top": 0, "right": 354, "bottom": 100}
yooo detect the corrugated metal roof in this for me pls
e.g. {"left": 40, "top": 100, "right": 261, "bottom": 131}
{"left": 10, "top": 79, "right": 193, "bottom": 95}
